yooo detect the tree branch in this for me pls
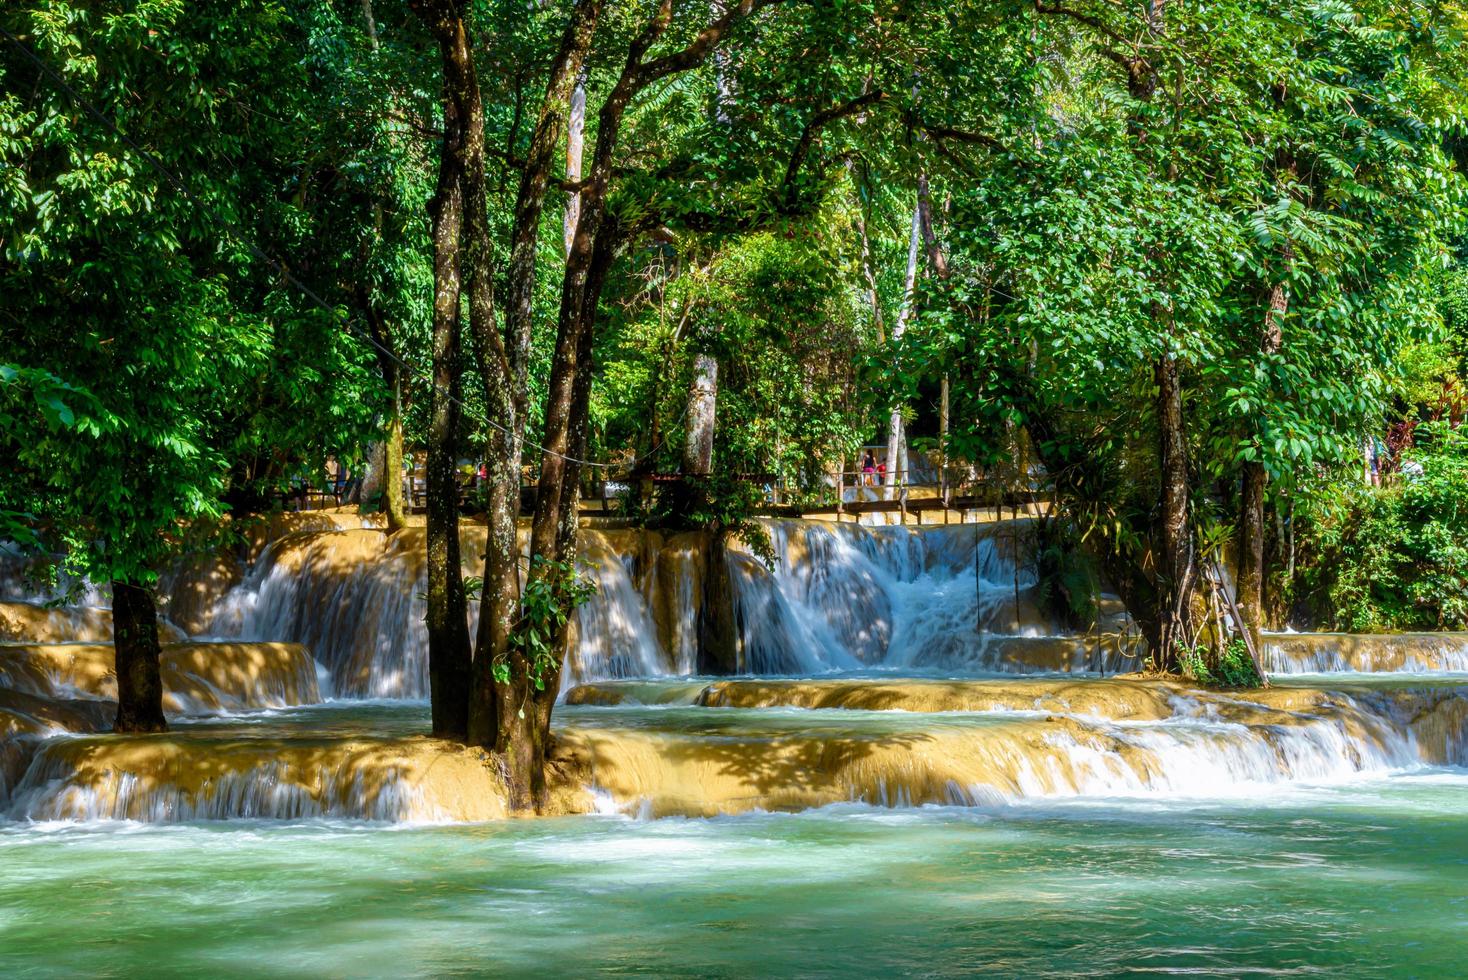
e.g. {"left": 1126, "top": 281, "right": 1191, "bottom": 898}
{"left": 781, "top": 88, "right": 887, "bottom": 205}
{"left": 1033, "top": 0, "right": 1139, "bottom": 74}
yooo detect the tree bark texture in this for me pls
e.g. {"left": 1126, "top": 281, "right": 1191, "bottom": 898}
{"left": 414, "top": 0, "right": 472, "bottom": 738}
{"left": 885, "top": 197, "right": 922, "bottom": 488}
{"left": 111, "top": 580, "right": 168, "bottom": 733}
{"left": 1152, "top": 349, "right": 1195, "bottom": 670}
{"left": 683, "top": 353, "right": 719, "bottom": 476}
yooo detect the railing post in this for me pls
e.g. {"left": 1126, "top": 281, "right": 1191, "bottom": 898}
{"left": 835, "top": 461, "right": 845, "bottom": 523}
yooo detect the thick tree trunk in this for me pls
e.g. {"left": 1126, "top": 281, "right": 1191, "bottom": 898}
{"left": 698, "top": 530, "right": 740, "bottom": 672}
{"left": 683, "top": 353, "right": 718, "bottom": 476}
{"left": 1153, "top": 350, "right": 1196, "bottom": 670}
{"left": 417, "top": 0, "right": 472, "bottom": 738}
{"left": 111, "top": 580, "right": 167, "bottom": 733}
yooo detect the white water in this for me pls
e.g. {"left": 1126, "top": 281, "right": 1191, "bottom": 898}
{"left": 1263, "top": 632, "right": 1468, "bottom": 674}
{"left": 182, "top": 519, "right": 1084, "bottom": 692}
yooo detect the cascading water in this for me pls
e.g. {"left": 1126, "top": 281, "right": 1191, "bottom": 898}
{"left": 2, "top": 514, "right": 1465, "bottom": 832}
{"left": 203, "top": 531, "right": 437, "bottom": 698}
{"left": 1263, "top": 631, "right": 1468, "bottom": 674}
{"left": 723, "top": 518, "right": 1090, "bottom": 674}
{"left": 184, "top": 517, "right": 1102, "bottom": 694}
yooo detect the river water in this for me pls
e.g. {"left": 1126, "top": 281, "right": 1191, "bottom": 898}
{"left": 3, "top": 767, "right": 1466, "bottom": 976}
{"left": 4, "top": 519, "right": 1468, "bottom": 975}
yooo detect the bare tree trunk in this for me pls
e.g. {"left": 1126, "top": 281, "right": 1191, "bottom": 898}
{"left": 564, "top": 72, "right": 586, "bottom": 258}
{"left": 680, "top": 12, "right": 732, "bottom": 483}
{"left": 939, "top": 373, "right": 950, "bottom": 503}
{"left": 382, "top": 391, "right": 407, "bottom": 530}
{"left": 683, "top": 354, "right": 718, "bottom": 476}
{"left": 112, "top": 580, "right": 167, "bottom": 733}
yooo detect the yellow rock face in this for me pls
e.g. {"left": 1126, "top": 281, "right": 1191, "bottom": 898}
{"left": 0, "top": 642, "right": 320, "bottom": 715}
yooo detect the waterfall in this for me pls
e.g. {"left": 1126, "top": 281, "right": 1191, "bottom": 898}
{"left": 180, "top": 517, "right": 1099, "bottom": 693}
{"left": 553, "top": 681, "right": 1468, "bottom": 818}
{"left": 725, "top": 519, "right": 1065, "bottom": 674}
{"left": 1263, "top": 632, "right": 1468, "bottom": 674}
{"left": 202, "top": 531, "right": 436, "bottom": 698}
{"left": 3, "top": 732, "right": 506, "bottom": 823}
{"left": 568, "top": 535, "right": 668, "bottom": 684}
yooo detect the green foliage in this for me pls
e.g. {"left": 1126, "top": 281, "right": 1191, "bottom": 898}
{"left": 626, "top": 472, "right": 777, "bottom": 568}
{"left": 1180, "top": 639, "right": 1263, "bottom": 689}
{"left": 1296, "top": 422, "right": 1468, "bottom": 631}
{"left": 501, "top": 556, "right": 597, "bottom": 695}
{"left": 595, "top": 227, "right": 871, "bottom": 496}
{"left": 1033, "top": 520, "right": 1104, "bottom": 628}
{"left": 0, "top": 0, "right": 403, "bottom": 586}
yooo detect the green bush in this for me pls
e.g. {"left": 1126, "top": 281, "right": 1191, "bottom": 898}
{"left": 1297, "top": 422, "right": 1468, "bottom": 631}
{"left": 1179, "top": 639, "right": 1262, "bottom": 688}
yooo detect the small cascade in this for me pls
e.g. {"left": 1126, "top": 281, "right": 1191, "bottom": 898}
{"left": 1264, "top": 632, "right": 1468, "bottom": 674}
{"left": 555, "top": 679, "right": 1468, "bottom": 817}
{"left": 569, "top": 535, "right": 669, "bottom": 684}
{"left": 0, "top": 642, "right": 321, "bottom": 715}
{"left": 2, "top": 733, "right": 506, "bottom": 823}
{"left": 0, "top": 600, "right": 189, "bottom": 645}
{"left": 0, "top": 602, "right": 113, "bottom": 643}
{"left": 653, "top": 536, "right": 704, "bottom": 675}
{"left": 725, "top": 519, "right": 1060, "bottom": 673}
{"left": 204, "top": 530, "right": 440, "bottom": 698}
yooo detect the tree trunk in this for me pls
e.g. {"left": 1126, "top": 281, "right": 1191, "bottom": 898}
{"left": 698, "top": 530, "right": 739, "bottom": 672}
{"left": 502, "top": 0, "right": 768, "bottom": 807}
{"left": 885, "top": 197, "right": 922, "bottom": 489}
{"left": 683, "top": 353, "right": 718, "bottom": 476}
{"left": 1237, "top": 276, "right": 1288, "bottom": 646}
{"left": 465, "top": 0, "right": 600, "bottom": 751}
{"left": 939, "top": 373, "right": 950, "bottom": 503}
{"left": 111, "top": 580, "right": 167, "bottom": 733}
{"left": 382, "top": 394, "right": 407, "bottom": 531}
{"left": 851, "top": 160, "right": 885, "bottom": 345}
{"left": 416, "top": 0, "right": 472, "bottom": 738}
{"left": 564, "top": 72, "right": 586, "bottom": 258}
{"left": 1153, "top": 350, "right": 1196, "bottom": 671}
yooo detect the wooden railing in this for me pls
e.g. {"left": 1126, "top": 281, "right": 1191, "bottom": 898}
{"left": 284, "top": 464, "right": 1048, "bottom": 524}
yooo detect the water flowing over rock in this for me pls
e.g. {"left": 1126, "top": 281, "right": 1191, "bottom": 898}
{"left": 553, "top": 677, "right": 1468, "bottom": 817}
{"left": 5, "top": 732, "right": 506, "bottom": 823}
{"left": 1263, "top": 632, "right": 1468, "bottom": 673}
{"left": 186, "top": 517, "right": 1104, "bottom": 692}
{"left": 0, "top": 642, "right": 320, "bottom": 715}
